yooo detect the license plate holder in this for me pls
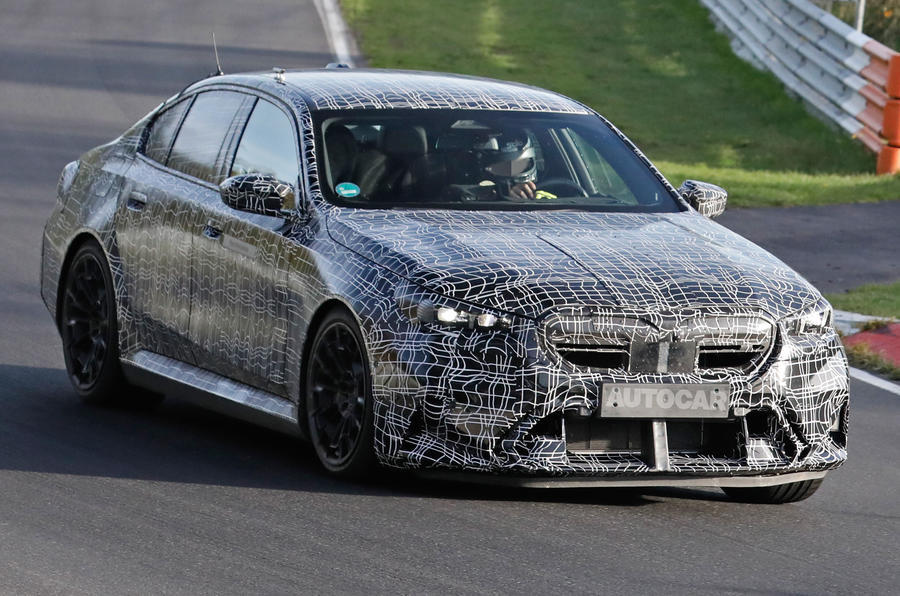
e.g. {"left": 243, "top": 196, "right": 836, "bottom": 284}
{"left": 600, "top": 383, "right": 730, "bottom": 418}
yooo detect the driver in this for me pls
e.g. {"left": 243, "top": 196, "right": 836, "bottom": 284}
{"left": 443, "top": 127, "right": 555, "bottom": 201}
{"left": 479, "top": 128, "right": 540, "bottom": 199}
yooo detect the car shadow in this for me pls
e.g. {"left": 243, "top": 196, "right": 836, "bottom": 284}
{"left": 0, "top": 363, "right": 728, "bottom": 507}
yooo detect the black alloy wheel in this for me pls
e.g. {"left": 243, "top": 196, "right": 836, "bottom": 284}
{"left": 60, "top": 241, "right": 158, "bottom": 406}
{"left": 61, "top": 243, "right": 119, "bottom": 398}
{"left": 306, "top": 308, "right": 377, "bottom": 477}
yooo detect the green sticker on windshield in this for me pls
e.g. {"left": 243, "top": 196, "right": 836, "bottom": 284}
{"left": 336, "top": 182, "right": 361, "bottom": 198}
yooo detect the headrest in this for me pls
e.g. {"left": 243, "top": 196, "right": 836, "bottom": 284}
{"left": 382, "top": 125, "right": 428, "bottom": 157}
{"left": 325, "top": 124, "right": 358, "bottom": 181}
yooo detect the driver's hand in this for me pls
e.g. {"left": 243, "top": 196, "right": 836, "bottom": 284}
{"left": 510, "top": 180, "right": 536, "bottom": 199}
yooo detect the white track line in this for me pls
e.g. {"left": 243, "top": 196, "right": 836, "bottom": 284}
{"left": 849, "top": 367, "right": 900, "bottom": 396}
{"left": 313, "top": 0, "right": 356, "bottom": 66}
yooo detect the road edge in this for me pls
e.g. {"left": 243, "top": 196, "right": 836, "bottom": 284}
{"left": 312, "top": 0, "right": 361, "bottom": 67}
{"left": 850, "top": 367, "right": 900, "bottom": 396}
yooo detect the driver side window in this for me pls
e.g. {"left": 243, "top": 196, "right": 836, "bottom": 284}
{"left": 231, "top": 99, "right": 300, "bottom": 185}
{"left": 566, "top": 128, "right": 636, "bottom": 202}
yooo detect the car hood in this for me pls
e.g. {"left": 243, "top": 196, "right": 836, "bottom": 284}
{"left": 325, "top": 208, "right": 820, "bottom": 319}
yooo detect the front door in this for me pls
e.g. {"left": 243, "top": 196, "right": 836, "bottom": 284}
{"left": 189, "top": 96, "right": 301, "bottom": 397}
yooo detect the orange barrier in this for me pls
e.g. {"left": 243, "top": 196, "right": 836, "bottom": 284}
{"left": 876, "top": 49, "right": 900, "bottom": 174}
{"left": 878, "top": 55, "right": 900, "bottom": 174}
{"left": 703, "top": 0, "right": 900, "bottom": 175}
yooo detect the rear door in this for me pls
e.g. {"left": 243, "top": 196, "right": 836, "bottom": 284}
{"left": 115, "top": 90, "right": 249, "bottom": 363}
{"left": 189, "top": 95, "right": 300, "bottom": 396}
{"left": 116, "top": 95, "right": 196, "bottom": 362}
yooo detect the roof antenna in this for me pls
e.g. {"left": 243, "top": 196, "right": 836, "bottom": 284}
{"left": 211, "top": 31, "right": 224, "bottom": 76}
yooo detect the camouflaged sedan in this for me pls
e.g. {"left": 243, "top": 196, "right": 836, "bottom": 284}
{"left": 41, "top": 67, "right": 849, "bottom": 503}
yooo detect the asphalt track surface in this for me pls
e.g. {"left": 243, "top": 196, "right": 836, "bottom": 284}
{"left": 1, "top": 2, "right": 899, "bottom": 594}
{"left": 718, "top": 202, "right": 900, "bottom": 294}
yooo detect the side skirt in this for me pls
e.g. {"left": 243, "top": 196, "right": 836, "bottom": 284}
{"left": 121, "top": 350, "right": 301, "bottom": 437}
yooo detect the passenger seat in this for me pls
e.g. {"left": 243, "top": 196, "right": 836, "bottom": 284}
{"left": 378, "top": 124, "right": 429, "bottom": 199}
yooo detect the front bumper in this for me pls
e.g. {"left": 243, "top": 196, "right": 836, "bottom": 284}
{"left": 372, "top": 312, "right": 849, "bottom": 478}
{"left": 417, "top": 469, "right": 829, "bottom": 489}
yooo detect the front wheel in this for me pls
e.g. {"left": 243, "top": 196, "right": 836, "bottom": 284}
{"left": 305, "top": 308, "right": 378, "bottom": 478}
{"left": 723, "top": 478, "right": 823, "bottom": 504}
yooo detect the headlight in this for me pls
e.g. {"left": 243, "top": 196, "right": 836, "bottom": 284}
{"left": 416, "top": 301, "right": 511, "bottom": 330}
{"left": 782, "top": 299, "right": 833, "bottom": 336}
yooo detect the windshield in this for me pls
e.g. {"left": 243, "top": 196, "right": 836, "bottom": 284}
{"left": 313, "top": 109, "right": 680, "bottom": 212}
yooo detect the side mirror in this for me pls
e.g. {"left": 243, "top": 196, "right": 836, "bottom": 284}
{"left": 678, "top": 179, "right": 727, "bottom": 218}
{"left": 219, "top": 174, "right": 294, "bottom": 217}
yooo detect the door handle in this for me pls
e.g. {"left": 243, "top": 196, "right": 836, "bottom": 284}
{"left": 126, "top": 191, "right": 147, "bottom": 212}
{"left": 202, "top": 220, "right": 222, "bottom": 239}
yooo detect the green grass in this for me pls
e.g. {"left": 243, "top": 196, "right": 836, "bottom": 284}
{"left": 342, "top": 0, "right": 900, "bottom": 206}
{"left": 844, "top": 342, "right": 900, "bottom": 380}
{"left": 656, "top": 162, "right": 900, "bottom": 207}
{"left": 830, "top": 281, "right": 900, "bottom": 379}
{"left": 827, "top": 281, "right": 900, "bottom": 319}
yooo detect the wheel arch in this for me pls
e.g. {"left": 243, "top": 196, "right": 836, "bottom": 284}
{"left": 296, "top": 297, "right": 370, "bottom": 438}
{"left": 55, "top": 230, "right": 107, "bottom": 329}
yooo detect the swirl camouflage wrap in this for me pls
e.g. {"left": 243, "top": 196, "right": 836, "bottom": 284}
{"left": 40, "top": 68, "right": 849, "bottom": 494}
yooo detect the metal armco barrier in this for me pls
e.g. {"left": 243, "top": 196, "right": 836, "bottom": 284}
{"left": 701, "top": 0, "right": 900, "bottom": 174}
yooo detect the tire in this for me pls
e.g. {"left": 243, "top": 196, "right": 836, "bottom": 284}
{"left": 59, "top": 241, "right": 160, "bottom": 407}
{"left": 305, "top": 308, "right": 378, "bottom": 478}
{"left": 723, "top": 478, "right": 823, "bottom": 504}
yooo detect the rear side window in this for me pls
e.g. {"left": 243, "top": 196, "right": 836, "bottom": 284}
{"left": 144, "top": 99, "right": 191, "bottom": 164}
{"left": 168, "top": 91, "right": 245, "bottom": 183}
{"left": 231, "top": 99, "right": 299, "bottom": 184}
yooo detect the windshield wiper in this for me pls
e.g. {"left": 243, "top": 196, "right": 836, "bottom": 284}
{"left": 588, "top": 193, "right": 628, "bottom": 204}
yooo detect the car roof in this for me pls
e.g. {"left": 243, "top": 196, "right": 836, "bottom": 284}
{"left": 189, "top": 68, "right": 592, "bottom": 115}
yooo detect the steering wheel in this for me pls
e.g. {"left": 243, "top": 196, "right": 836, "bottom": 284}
{"left": 536, "top": 177, "right": 589, "bottom": 198}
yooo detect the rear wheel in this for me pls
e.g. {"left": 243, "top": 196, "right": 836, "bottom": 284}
{"left": 60, "top": 242, "right": 124, "bottom": 403}
{"left": 60, "top": 242, "right": 159, "bottom": 406}
{"left": 723, "top": 478, "right": 823, "bottom": 504}
{"left": 305, "top": 308, "right": 378, "bottom": 478}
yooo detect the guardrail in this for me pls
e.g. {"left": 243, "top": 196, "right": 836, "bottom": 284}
{"left": 700, "top": 0, "right": 900, "bottom": 174}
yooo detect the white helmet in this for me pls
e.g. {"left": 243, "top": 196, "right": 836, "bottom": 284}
{"left": 477, "top": 128, "right": 537, "bottom": 188}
